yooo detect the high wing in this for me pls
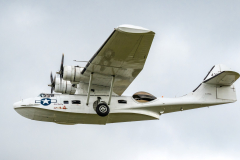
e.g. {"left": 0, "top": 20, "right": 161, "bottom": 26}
{"left": 79, "top": 25, "right": 155, "bottom": 95}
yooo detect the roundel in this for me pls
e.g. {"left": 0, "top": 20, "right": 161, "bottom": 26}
{"left": 41, "top": 98, "right": 51, "bottom": 106}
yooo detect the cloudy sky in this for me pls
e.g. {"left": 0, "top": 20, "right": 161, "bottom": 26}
{"left": 1, "top": 0, "right": 240, "bottom": 159}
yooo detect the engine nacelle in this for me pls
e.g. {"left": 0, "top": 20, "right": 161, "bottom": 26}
{"left": 63, "top": 66, "right": 83, "bottom": 83}
{"left": 54, "top": 77, "right": 76, "bottom": 94}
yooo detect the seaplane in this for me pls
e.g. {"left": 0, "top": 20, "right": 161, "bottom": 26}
{"left": 13, "top": 25, "right": 240, "bottom": 125}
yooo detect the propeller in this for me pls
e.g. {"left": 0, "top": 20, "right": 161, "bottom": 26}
{"left": 59, "top": 53, "right": 64, "bottom": 79}
{"left": 56, "top": 53, "right": 64, "bottom": 91}
{"left": 48, "top": 72, "right": 56, "bottom": 93}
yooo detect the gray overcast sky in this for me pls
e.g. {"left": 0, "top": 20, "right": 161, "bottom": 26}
{"left": 1, "top": 0, "right": 240, "bottom": 160}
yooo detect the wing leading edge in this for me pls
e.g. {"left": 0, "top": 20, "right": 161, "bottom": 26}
{"left": 80, "top": 25, "right": 155, "bottom": 95}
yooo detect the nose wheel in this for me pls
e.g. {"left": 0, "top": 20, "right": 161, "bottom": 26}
{"left": 96, "top": 103, "right": 109, "bottom": 117}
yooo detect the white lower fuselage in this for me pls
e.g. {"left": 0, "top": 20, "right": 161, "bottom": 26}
{"left": 13, "top": 92, "right": 234, "bottom": 125}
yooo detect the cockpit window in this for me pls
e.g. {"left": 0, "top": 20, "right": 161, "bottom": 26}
{"left": 133, "top": 91, "right": 157, "bottom": 103}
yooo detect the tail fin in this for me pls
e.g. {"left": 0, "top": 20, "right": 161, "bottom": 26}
{"left": 193, "top": 64, "right": 240, "bottom": 102}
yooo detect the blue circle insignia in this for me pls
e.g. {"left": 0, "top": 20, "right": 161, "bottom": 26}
{"left": 41, "top": 98, "right": 51, "bottom": 106}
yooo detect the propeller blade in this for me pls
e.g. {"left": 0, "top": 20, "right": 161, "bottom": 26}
{"left": 49, "top": 71, "right": 56, "bottom": 93}
{"left": 60, "top": 53, "right": 64, "bottom": 78}
{"left": 59, "top": 53, "right": 64, "bottom": 91}
{"left": 50, "top": 72, "right": 53, "bottom": 84}
{"left": 54, "top": 75, "right": 56, "bottom": 85}
{"left": 51, "top": 86, "right": 54, "bottom": 94}
{"left": 60, "top": 76, "right": 62, "bottom": 92}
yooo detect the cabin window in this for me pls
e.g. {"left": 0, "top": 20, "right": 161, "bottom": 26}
{"left": 63, "top": 101, "right": 69, "bottom": 104}
{"left": 118, "top": 100, "right": 127, "bottom": 104}
{"left": 72, "top": 100, "right": 81, "bottom": 104}
{"left": 132, "top": 91, "right": 157, "bottom": 103}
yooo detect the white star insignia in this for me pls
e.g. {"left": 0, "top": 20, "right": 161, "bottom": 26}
{"left": 42, "top": 99, "right": 50, "bottom": 104}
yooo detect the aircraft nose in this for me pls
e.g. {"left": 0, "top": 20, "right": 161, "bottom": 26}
{"left": 13, "top": 101, "right": 21, "bottom": 109}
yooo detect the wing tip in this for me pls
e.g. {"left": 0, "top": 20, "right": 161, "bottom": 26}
{"left": 116, "top": 24, "right": 154, "bottom": 34}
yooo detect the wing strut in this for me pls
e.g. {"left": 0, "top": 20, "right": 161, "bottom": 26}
{"left": 86, "top": 73, "right": 93, "bottom": 105}
{"left": 108, "top": 75, "right": 115, "bottom": 105}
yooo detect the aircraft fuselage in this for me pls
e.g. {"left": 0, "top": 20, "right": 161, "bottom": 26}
{"left": 13, "top": 92, "right": 232, "bottom": 125}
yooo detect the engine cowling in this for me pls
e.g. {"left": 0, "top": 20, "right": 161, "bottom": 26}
{"left": 54, "top": 77, "right": 76, "bottom": 94}
{"left": 63, "top": 66, "right": 83, "bottom": 82}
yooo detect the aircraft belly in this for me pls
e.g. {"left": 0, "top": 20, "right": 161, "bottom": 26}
{"left": 107, "top": 113, "right": 158, "bottom": 123}
{"left": 15, "top": 107, "right": 110, "bottom": 125}
{"left": 14, "top": 103, "right": 160, "bottom": 125}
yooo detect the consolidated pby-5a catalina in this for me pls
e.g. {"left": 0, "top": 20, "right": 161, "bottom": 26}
{"left": 13, "top": 25, "right": 240, "bottom": 125}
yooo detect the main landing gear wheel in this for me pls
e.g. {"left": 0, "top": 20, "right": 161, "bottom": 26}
{"left": 96, "top": 103, "right": 110, "bottom": 117}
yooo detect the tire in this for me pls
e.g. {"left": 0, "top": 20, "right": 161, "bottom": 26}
{"left": 96, "top": 103, "right": 109, "bottom": 117}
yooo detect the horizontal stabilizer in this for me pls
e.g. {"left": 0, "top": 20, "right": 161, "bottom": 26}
{"left": 203, "top": 71, "right": 240, "bottom": 86}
